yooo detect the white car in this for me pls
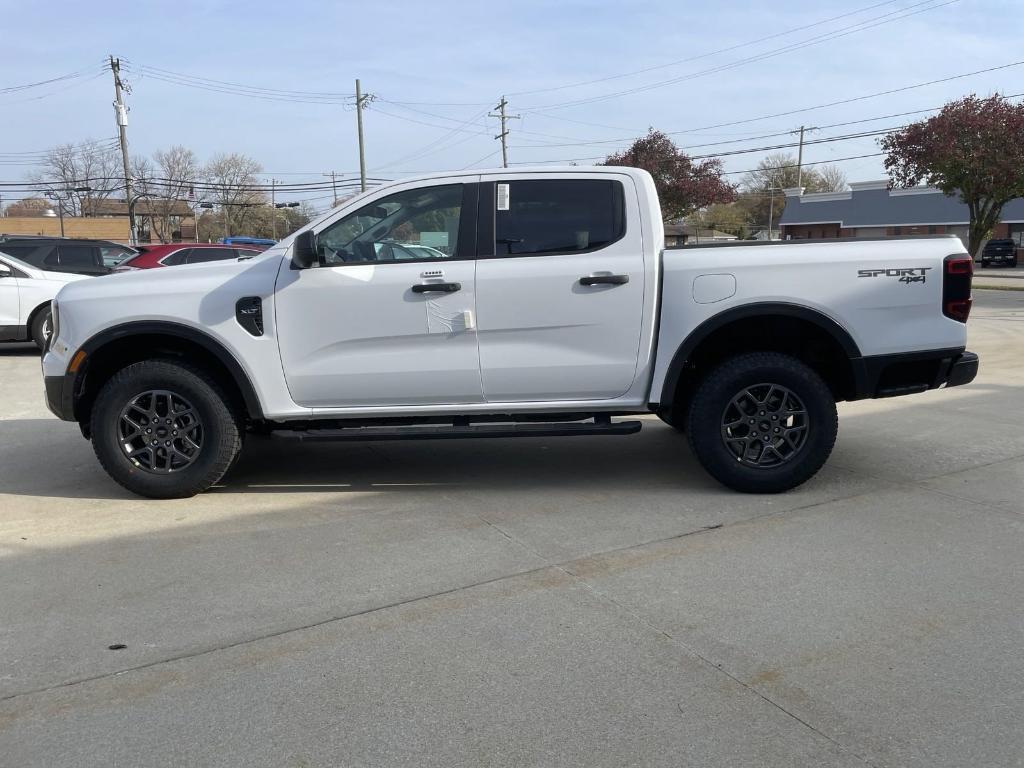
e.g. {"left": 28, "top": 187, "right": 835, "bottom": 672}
{"left": 0, "top": 251, "right": 88, "bottom": 349}
{"left": 43, "top": 166, "right": 977, "bottom": 498}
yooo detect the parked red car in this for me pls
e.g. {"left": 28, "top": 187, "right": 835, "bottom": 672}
{"left": 113, "top": 243, "right": 262, "bottom": 272}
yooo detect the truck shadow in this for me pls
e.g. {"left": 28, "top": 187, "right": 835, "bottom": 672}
{"left": 2, "top": 381, "right": 1022, "bottom": 501}
{"left": 0, "top": 416, "right": 708, "bottom": 500}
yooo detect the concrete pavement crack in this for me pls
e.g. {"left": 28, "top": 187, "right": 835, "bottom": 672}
{"left": 0, "top": 481, "right": 902, "bottom": 708}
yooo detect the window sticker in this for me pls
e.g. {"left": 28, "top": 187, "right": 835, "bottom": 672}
{"left": 497, "top": 183, "right": 510, "bottom": 211}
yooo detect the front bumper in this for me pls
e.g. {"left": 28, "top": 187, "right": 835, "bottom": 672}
{"left": 44, "top": 373, "right": 76, "bottom": 421}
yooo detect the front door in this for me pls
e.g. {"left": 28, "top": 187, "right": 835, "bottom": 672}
{"left": 275, "top": 181, "right": 482, "bottom": 408}
{"left": 474, "top": 174, "right": 646, "bottom": 402}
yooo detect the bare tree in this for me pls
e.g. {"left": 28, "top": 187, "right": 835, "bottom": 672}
{"left": 203, "top": 153, "right": 265, "bottom": 236}
{"left": 150, "top": 146, "right": 200, "bottom": 242}
{"left": 29, "top": 139, "right": 122, "bottom": 216}
{"left": 817, "top": 164, "right": 847, "bottom": 193}
{"left": 738, "top": 153, "right": 847, "bottom": 232}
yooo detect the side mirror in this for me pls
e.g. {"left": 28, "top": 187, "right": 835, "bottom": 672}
{"left": 0, "top": 263, "right": 11, "bottom": 278}
{"left": 291, "top": 230, "right": 319, "bottom": 270}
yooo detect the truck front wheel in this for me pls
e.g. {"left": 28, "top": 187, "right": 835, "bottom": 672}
{"left": 686, "top": 352, "right": 837, "bottom": 493}
{"left": 90, "top": 360, "right": 242, "bottom": 499}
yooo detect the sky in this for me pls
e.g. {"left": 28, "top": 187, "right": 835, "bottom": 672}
{"left": 0, "top": 0, "right": 1020, "bottom": 210}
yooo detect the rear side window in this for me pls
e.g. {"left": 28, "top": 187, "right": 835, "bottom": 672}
{"left": 54, "top": 244, "right": 100, "bottom": 266}
{"left": 186, "top": 247, "right": 235, "bottom": 264}
{"left": 160, "top": 248, "right": 191, "bottom": 266}
{"left": 493, "top": 179, "right": 625, "bottom": 256}
{"left": 0, "top": 244, "right": 44, "bottom": 263}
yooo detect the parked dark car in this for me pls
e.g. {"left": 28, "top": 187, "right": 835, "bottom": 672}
{"left": 980, "top": 238, "right": 1018, "bottom": 268}
{"left": 0, "top": 237, "right": 134, "bottom": 276}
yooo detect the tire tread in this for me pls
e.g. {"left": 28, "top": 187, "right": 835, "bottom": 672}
{"left": 90, "top": 359, "right": 242, "bottom": 498}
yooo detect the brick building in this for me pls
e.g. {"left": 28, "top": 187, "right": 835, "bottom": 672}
{"left": 82, "top": 198, "right": 197, "bottom": 243}
{"left": 778, "top": 180, "right": 1024, "bottom": 253}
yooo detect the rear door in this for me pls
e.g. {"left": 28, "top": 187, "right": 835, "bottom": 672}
{"left": 474, "top": 173, "right": 646, "bottom": 402}
{"left": 53, "top": 244, "right": 106, "bottom": 275}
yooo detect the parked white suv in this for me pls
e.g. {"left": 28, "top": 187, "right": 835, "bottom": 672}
{"left": 42, "top": 167, "right": 977, "bottom": 498}
{"left": 1, "top": 251, "right": 88, "bottom": 349}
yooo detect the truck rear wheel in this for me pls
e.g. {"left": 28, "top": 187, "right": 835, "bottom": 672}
{"left": 686, "top": 352, "right": 837, "bottom": 493}
{"left": 90, "top": 359, "right": 242, "bottom": 499}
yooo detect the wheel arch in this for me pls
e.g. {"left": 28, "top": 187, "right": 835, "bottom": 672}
{"left": 658, "top": 302, "right": 865, "bottom": 416}
{"left": 26, "top": 299, "right": 52, "bottom": 332}
{"left": 71, "top": 321, "right": 263, "bottom": 434}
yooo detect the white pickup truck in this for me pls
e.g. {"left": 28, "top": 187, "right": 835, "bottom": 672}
{"left": 42, "top": 167, "right": 977, "bottom": 498}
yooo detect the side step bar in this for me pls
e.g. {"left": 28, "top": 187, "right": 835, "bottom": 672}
{"left": 271, "top": 419, "right": 643, "bottom": 442}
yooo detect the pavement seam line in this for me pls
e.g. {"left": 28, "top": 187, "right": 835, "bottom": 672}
{"left": 0, "top": 482, "right": 901, "bottom": 705}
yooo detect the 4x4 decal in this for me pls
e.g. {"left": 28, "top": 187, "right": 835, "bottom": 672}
{"left": 857, "top": 267, "right": 932, "bottom": 284}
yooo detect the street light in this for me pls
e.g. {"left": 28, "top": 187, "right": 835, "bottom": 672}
{"left": 272, "top": 201, "right": 300, "bottom": 240}
{"left": 46, "top": 186, "right": 92, "bottom": 237}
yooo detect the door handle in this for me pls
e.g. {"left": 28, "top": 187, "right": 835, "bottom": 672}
{"left": 579, "top": 274, "right": 629, "bottom": 286}
{"left": 411, "top": 282, "right": 461, "bottom": 293}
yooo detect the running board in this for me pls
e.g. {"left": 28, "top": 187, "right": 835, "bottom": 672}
{"left": 271, "top": 419, "right": 643, "bottom": 442}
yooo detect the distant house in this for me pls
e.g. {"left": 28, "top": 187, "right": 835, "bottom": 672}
{"left": 664, "top": 222, "right": 738, "bottom": 246}
{"left": 778, "top": 180, "right": 1024, "bottom": 252}
{"left": 82, "top": 197, "right": 197, "bottom": 243}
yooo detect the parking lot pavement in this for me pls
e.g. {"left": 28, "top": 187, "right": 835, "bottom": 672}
{"left": 1, "top": 291, "right": 1021, "bottom": 767}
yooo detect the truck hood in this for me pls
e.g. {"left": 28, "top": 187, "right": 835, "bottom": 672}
{"left": 55, "top": 251, "right": 284, "bottom": 309}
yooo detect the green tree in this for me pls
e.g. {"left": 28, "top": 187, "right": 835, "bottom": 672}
{"left": 881, "top": 94, "right": 1024, "bottom": 257}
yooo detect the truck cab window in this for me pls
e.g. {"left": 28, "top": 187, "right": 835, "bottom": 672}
{"left": 317, "top": 184, "right": 464, "bottom": 265}
{"left": 494, "top": 179, "right": 625, "bottom": 256}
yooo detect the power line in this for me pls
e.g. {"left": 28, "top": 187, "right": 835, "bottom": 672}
{"left": 120, "top": 60, "right": 354, "bottom": 98}
{"left": 370, "top": 107, "right": 492, "bottom": 171}
{"left": 0, "top": 64, "right": 102, "bottom": 94}
{"left": 119, "top": 62, "right": 357, "bottom": 105}
{"left": 506, "top": 67, "right": 1024, "bottom": 156}
{"left": 520, "top": 0, "right": 958, "bottom": 111}
{"left": 506, "top": 0, "right": 904, "bottom": 98}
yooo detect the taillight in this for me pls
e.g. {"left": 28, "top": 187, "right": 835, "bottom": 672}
{"left": 943, "top": 254, "right": 973, "bottom": 323}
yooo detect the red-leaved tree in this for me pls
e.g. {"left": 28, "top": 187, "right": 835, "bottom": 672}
{"left": 881, "top": 94, "right": 1024, "bottom": 257}
{"left": 603, "top": 129, "right": 736, "bottom": 221}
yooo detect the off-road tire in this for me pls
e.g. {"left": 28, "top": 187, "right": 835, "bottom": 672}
{"left": 30, "top": 306, "right": 52, "bottom": 350}
{"left": 90, "top": 359, "right": 242, "bottom": 499}
{"left": 686, "top": 352, "right": 837, "bottom": 493}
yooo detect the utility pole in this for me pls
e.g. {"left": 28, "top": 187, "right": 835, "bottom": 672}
{"left": 270, "top": 179, "right": 277, "bottom": 240}
{"left": 490, "top": 96, "right": 520, "bottom": 168}
{"left": 322, "top": 171, "right": 339, "bottom": 206}
{"left": 355, "top": 80, "right": 368, "bottom": 192}
{"left": 109, "top": 56, "right": 136, "bottom": 245}
{"left": 796, "top": 125, "right": 806, "bottom": 189}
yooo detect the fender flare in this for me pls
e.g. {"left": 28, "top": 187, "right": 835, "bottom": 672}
{"left": 658, "top": 302, "right": 865, "bottom": 410}
{"left": 75, "top": 320, "right": 264, "bottom": 420}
